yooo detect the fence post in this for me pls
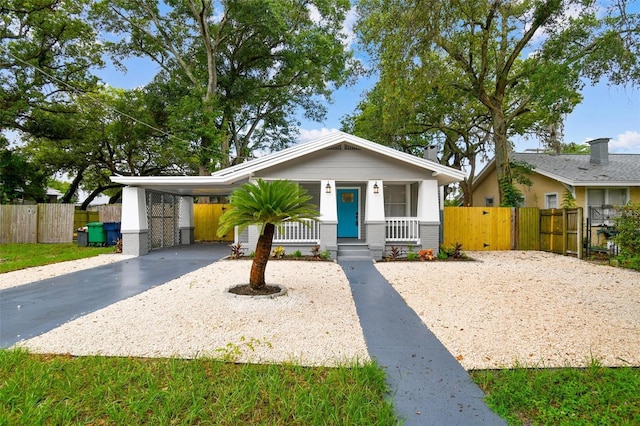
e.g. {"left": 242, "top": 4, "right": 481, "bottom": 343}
{"left": 577, "top": 208, "right": 584, "bottom": 259}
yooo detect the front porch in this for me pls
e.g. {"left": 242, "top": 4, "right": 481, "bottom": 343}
{"left": 270, "top": 216, "right": 429, "bottom": 259}
{"left": 258, "top": 179, "right": 441, "bottom": 259}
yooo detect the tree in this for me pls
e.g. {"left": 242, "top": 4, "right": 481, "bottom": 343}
{"left": 356, "top": 0, "right": 639, "bottom": 205}
{"left": 1, "top": 0, "right": 102, "bottom": 138}
{"left": 92, "top": 0, "right": 354, "bottom": 174}
{"left": 24, "top": 87, "right": 197, "bottom": 207}
{"left": 217, "top": 179, "right": 318, "bottom": 292}
{"left": 0, "top": 148, "right": 47, "bottom": 204}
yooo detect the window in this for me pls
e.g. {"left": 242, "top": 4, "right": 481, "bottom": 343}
{"left": 384, "top": 185, "right": 407, "bottom": 216}
{"left": 545, "top": 193, "right": 558, "bottom": 209}
{"left": 587, "top": 188, "right": 628, "bottom": 225}
{"left": 485, "top": 197, "right": 494, "bottom": 207}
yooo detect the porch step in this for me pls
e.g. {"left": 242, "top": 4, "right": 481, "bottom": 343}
{"left": 337, "top": 244, "right": 371, "bottom": 259}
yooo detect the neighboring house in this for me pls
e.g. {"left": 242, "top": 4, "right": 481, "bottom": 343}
{"left": 12, "top": 187, "right": 61, "bottom": 204}
{"left": 111, "top": 131, "right": 465, "bottom": 258}
{"left": 473, "top": 138, "right": 640, "bottom": 243}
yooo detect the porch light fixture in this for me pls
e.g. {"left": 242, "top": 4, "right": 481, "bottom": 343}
{"left": 325, "top": 182, "right": 332, "bottom": 193}
{"left": 373, "top": 182, "right": 379, "bottom": 194}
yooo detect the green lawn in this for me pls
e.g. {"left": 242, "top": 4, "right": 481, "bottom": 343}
{"left": 470, "top": 361, "right": 640, "bottom": 425}
{"left": 0, "top": 243, "right": 114, "bottom": 273}
{"left": 0, "top": 349, "right": 398, "bottom": 425}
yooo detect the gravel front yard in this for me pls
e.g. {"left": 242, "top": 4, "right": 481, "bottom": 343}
{"left": 10, "top": 250, "right": 640, "bottom": 370}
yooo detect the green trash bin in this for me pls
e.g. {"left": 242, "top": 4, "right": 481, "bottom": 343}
{"left": 87, "top": 222, "right": 106, "bottom": 246}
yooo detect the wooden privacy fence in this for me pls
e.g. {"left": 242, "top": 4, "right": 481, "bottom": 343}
{"left": 443, "top": 207, "right": 583, "bottom": 258}
{"left": 73, "top": 205, "right": 122, "bottom": 231}
{"left": 2, "top": 204, "right": 122, "bottom": 244}
{"left": 194, "top": 204, "right": 233, "bottom": 242}
{"left": 1, "top": 204, "right": 75, "bottom": 243}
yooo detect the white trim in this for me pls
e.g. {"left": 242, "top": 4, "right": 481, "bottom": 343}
{"left": 544, "top": 192, "right": 559, "bottom": 209}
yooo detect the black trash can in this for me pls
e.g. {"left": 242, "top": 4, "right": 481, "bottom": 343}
{"left": 77, "top": 230, "right": 88, "bottom": 247}
{"left": 103, "top": 222, "right": 122, "bottom": 246}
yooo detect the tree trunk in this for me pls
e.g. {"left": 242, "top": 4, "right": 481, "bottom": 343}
{"left": 249, "top": 223, "right": 275, "bottom": 290}
{"left": 491, "top": 108, "right": 512, "bottom": 205}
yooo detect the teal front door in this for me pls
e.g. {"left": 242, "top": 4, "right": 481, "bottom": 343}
{"left": 337, "top": 189, "right": 359, "bottom": 238}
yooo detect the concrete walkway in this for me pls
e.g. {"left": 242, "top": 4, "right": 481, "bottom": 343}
{"left": 339, "top": 259, "right": 505, "bottom": 426}
{"left": 0, "top": 244, "right": 228, "bottom": 348}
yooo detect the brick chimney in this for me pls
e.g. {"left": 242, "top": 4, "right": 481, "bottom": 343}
{"left": 588, "top": 138, "right": 610, "bottom": 165}
{"left": 424, "top": 145, "right": 438, "bottom": 162}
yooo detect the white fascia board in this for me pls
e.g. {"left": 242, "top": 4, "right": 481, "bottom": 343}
{"left": 110, "top": 175, "right": 232, "bottom": 186}
{"left": 211, "top": 131, "right": 465, "bottom": 184}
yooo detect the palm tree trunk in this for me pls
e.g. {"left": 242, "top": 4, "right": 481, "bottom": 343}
{"left": 249, "top": 223, "right": 275, "bottom": 290}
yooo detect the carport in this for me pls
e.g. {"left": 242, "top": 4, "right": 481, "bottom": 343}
{"left": 112, "top": 177, "right": 247, "bottom": 256}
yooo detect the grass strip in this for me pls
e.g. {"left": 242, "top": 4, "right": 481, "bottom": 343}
{"left": 0, "top": 349, "right": 399, "bottom": 425}
{"left": 0, "top": 243, "right": 114, "bottom": 273}
{"left": 471, "top": 361, "right": 640, "bottom": 425}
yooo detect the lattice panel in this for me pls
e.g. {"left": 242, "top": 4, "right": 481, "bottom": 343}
{"left": 146, "top": 192, "right": 180, "bottom": 250}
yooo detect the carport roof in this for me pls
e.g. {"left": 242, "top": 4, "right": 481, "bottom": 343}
{"left": 111, "top": 131, "right": 465, "bottom": 196}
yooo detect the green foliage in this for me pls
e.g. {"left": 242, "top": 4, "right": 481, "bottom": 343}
{"left": 91, "top": 0, "right": 355, "bottom": 171}
{"left": 613, "top": 203, "right": 640, "bottom": 265}
{"left": 406, "top": 252, "right": 419, "bottom": 261}
{"left": 0, "top": 349, "right": 398, "bottom": 425}
{"left": 0, "top": 149, "right": 47, "bottom": 204}
{"left": 561, "top": 189, "right": 578, "bottom": 208}
{"left": 319, "top": 250, "right": 331, "bottom": 260}
{"left": 498, "top": 177, "right": 525, "bottom": 208}
{"left": 292, "top": 250, "right": 302, "bottom": 258}
{"left": 217, "top": 179, "right": 318, "bottom": 237}
{"left": 471, "top": 361, "right": 640, "bottom": 425}
{"left": 439, "top": 243, "right": 465, "bottom": 259}
{"left": 1, "top": 0, "right": 102, "bottom": 140}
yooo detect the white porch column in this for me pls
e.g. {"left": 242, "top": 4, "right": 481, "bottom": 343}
{"left": 365, "top": 180, "right": 385, "bottom": 259}
{"left": 417, "top": 179, "right": 441, "bottom": 252}
{"left": 319, "top": 180, "right": 337, "bottom": 258}
{"left": 121, "top": 186, "right": 149, "bottom": 256}
{"left": 178, "top": 196, "right": 194, "bottom": 245}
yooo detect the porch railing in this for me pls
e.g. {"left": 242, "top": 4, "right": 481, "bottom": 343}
{"left": 273, "top": 219, "right": 320, "bottom": 243}
{"left": 386, "top": 217, "right": 420, "bottom": 242}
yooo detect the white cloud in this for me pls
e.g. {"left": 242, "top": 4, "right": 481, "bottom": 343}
{"left": 609, "top": 131, "right": 640, "bottom": 153}
{"left": 297, "top": 127, "right": 340, "bottom": 143}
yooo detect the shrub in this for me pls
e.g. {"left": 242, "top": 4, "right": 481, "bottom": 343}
{"left": 272, "top": 246, "right": 286, "bottom": 259}
{"left": 614, "top": 203, "right": 640, "bottom": 257}
{"left": 387, "top": 246, "right": 402, "bottom": 260}
{"left": 406, "top": 252, "right": 419, "bottom": 261}
{"left": 418, "top": 248, "right": 435, "bottom": 261}
{"left": 292, "top": 250, "right": 302, "bottom": 258}
{"left": 229, "top": 242, "right": 245, "bottom": 259}
{"left": 614, "top": 203, "right": 640, "bottom": 270}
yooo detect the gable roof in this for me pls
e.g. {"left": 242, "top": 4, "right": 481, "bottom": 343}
{"left": 475, "top": 151, "right": 640, "bottom": 187}
{"left": 112, "top": 131, "right": 465, "bottom": 195}
{"left": 211, "top": 131, "right": 465, "bottom": 185}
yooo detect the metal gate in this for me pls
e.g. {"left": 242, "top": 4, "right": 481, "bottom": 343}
{"left": 146, "top": 191, "right": 180, "bottom": 251}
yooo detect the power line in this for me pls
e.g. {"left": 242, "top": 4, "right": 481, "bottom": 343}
{"left": 6, "top": 51, "right": 192, "bottom": 145}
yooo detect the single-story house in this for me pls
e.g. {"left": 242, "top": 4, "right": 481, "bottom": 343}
{"left": 473, "top": 138, "right": 640, "bottom": 242}
{"left": 111, "top": 131, "right": 465, "bottom": 258}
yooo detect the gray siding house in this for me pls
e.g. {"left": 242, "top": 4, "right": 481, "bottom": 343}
{"left": 112, "top": 132, "right": 465, "bottom": 259}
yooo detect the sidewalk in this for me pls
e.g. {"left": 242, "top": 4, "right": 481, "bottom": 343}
{"left": 340, "top": 259, "right": 505, "bottom": 425}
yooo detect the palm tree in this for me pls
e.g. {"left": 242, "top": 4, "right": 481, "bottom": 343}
{"left": 217, "top": 179, "right": 318, "bottom": 291}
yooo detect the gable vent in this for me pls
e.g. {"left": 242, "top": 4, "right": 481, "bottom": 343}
{"left": 325, "top": 143, "right": 360, "bottom": 151}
